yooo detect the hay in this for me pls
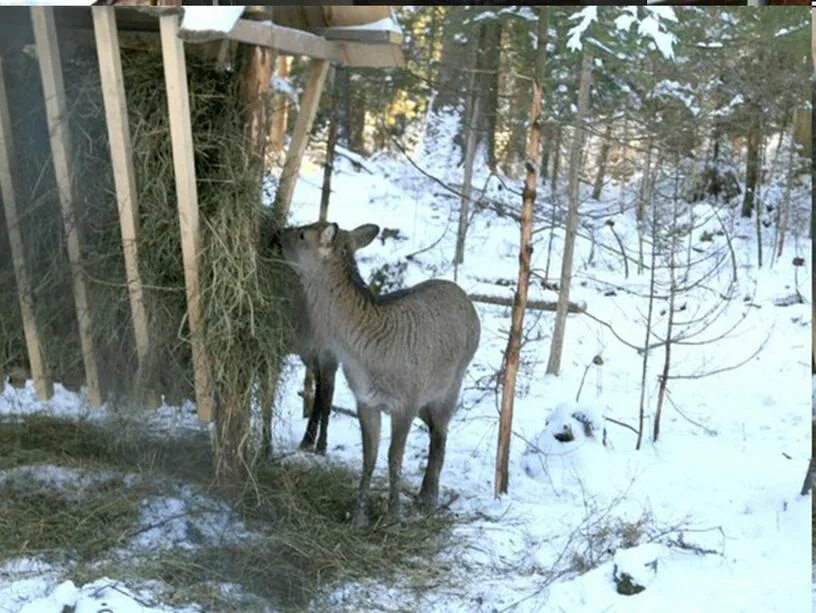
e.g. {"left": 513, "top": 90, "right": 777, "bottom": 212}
{"left": 0, "top": 416, "right": 454, "bottom": 609}
{"left": 0, "top": 43, "right": 295, "bottom": 474}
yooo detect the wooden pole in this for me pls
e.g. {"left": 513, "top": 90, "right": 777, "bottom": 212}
{"left": 0, "top": 55, "right": 53, "bottom": 401}
{"left": 92, "top": 7, "right": 154, "bottom": 403}
{"left": 31, "top": 7, "right": 102, "bottom": 407}
{"left": 159, "top": 14, "right": 215, "bottom": 422}
{"left": 273, "top": 58, "right": 329, "bottom": 224}
{"left": 495, "top": 25, "right": 543, "bottom": 497}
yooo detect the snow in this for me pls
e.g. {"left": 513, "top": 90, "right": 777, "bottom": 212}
{"left": 18, "top": 578, "right": 180, "bottom": 613}
{"left": 179, "top": 6, "right": 244, "bottom": 36}
{"left": 335, "top": 15, "right": 403, "bottom": 35}
{"left": 1, "top": 79, "right": 811, "bottom": 613}
{"left": 569, "top": 7, "right": 675, "bottom": 60}
{"left": 567, "top": 7, "right": 597, "bottom": 52}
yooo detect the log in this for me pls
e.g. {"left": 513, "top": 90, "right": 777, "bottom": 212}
{"left": 469, "top": 293, "right": 585, "bottom": 314}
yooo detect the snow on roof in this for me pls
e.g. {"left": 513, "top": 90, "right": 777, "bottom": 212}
{"left": 329, "top": 15, "right": 403, "bottom": 36}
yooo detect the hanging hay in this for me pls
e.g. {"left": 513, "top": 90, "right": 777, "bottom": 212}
{"left": 0, "top": 41, "right": 294, "bottom": 476}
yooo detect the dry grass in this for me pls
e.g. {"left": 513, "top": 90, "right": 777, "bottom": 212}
{"left": 0, "top": 416, "right": 454, "bottom": 609}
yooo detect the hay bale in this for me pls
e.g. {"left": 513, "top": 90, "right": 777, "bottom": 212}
{"left": 0, "top": 41, "right": 292, "bottom": 477}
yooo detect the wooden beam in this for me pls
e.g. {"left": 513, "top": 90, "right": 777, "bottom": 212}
{"left": 273, "top": 58, "right": 329, "bottom": 224}
{"left": 159, "top": 13, "right": 215, "bottom": 422}
{"left": 0, "top": 55, "right": 53, "bottom": 401}
{"left": 339, "top": 42, "right": 404, "bottom": 69}
{"left": 228, "top": 19, "right": 343, "bottom": 63}
{"left": 315, "top": 26, "right": 403, "bottom": 46}
{"left": 92, "top": 6, "right": 154, "bottom": 403}
{"left": 31, "top": 7, "right": 102, "bottom": 407}
{"left": 226, "top": 19, "right": 404, "bottom": 68}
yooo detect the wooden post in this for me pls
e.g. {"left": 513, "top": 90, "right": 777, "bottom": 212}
{"left": 273, "top": 58, "right": 329, "bottom": 224}
{"left": 269, "top": 55, "right": 290, "bottom": 157}
{"left": 159, "top": 14, "right": 215, "bottom": 422}
{"left": 31, "top": 7, "right": 102, "bottom": 407}
{"left": 92, "top": 7, "right": 154, "bottom": 403}
{"left": 0, "top": 55, "right": 53, "bottom": 401}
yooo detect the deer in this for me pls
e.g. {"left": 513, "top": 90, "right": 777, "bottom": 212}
{"left": 281, "top": 222, "right": 480, "bottom": 527}
{"left": 276, "top": 226, "right": 378, "bottom": 455}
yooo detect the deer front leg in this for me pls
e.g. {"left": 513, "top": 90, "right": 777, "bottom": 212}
{"left": 353, "top": 404, "right": 380, "bottom": 528}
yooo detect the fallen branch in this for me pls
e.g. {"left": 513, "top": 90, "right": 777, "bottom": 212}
{"left": 469, "top": 293, "right": 585, "bottom": 314}
{"left": 296, "top": 391, "right": 357, "bottom": 418}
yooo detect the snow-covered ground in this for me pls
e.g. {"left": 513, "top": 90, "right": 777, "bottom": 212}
{"left": 1, "top": 148, "right": 811, "bottom": 611}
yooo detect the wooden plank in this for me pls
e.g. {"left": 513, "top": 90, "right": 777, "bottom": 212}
{"left": 315, "top": 26, "right": 402, "bottom": 46}
{"left": 159, "top": 13, "right": 215, "bottom": 422}
{"left": 92, "top": 6, "right": 154, "bottom": 402}
{"left": 31, "top": 7, "right": 102, "bottom": 407}
{"left": 0, "top": 55, "right": 53, "bottom": 401}
{"left": 228, "top": 19, "right": 343, "bottom": 63}
{"left": 339, "top": 42, "right": 404, "bottom": 69}
{"left": 273, "top": 58, "right": 330, "bottom": 223}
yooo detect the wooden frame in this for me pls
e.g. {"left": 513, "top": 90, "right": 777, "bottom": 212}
{"left": 273, "top": 58, "right": 330, "bottom": 223}
{"left": 226, "top": 20, "right": 404, "bottom": 69}
{"left": 6, "top": 6, "right": 403, "bottom": 421}
{"left": 0, "top": 55, "right": 53, "bottom": 401}
{"left": 92, "top": 6, "right": 154, "bottom": 403}
{"left": 31, "top": 7, "right": 103, "bottom": 407}
{"left": 159, "top": 13, "right": 215, "bottom": 422}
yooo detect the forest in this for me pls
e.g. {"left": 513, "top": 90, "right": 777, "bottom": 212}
{"left": 0, "top": 5, "right": 812, "bottom": 612}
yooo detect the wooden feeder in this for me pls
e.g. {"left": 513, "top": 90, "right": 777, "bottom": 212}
{"left": 0, "top": 5, "right": 404, "bottom": 424}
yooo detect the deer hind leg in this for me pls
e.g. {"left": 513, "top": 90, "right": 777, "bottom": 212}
{"left": 314, "top": 359, "right": 337, "bottom": 455}
{"left": 299, "top": 361, "right": 319, "bottom": 451}
{"left": 353, "top": 403, "right": 381, "bottom": 528}
{"left": 419, "top": 398, "right": 454, "bottom": 511}
{"left": 387, "top": 410, "right": 414, "bottom": 527}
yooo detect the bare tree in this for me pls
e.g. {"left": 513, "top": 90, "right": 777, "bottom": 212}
{"left": 774, "top": 108, "right": 797, "bottom": 259}
{"left": 495, "top": 8, "right": 543, "bottom": 497}
{"left": 454, "top": 83, "right": 480, "bottom": 273}
{"left": 591, "top": 122, "right": 612, "bottom": 201}
{"left": 546, "top": 47, "right": 593, "bottom": 376}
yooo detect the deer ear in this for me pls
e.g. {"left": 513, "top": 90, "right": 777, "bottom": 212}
{"left": 320, "top": 223, "right": 338, "bottom": 246}
{"left": 350, "top": 224, "right": 379, "bottom": 250}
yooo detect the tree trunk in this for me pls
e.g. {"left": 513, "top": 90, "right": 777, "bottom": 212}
{"left": 636, "top": 176, "right": 660, "bottom": 450}
{"left": 591, "top": 122, "right": 612, "bottom": 201}
{"left": 776, "top": 108, "right": 797, "bottom": 258}
{"left": 546, "top": 48, "right": 592, "bottom": 376}
{"left": 268, "top": 54, "right": 289, "bottom": 158}
{"left": 741, "top": 110, "right": 761, "bottom": 218}
{"left": 653, "top": 166, "right": 680, "bottom": 443}
{"left": 637, "top": 141, "right": 653, "bottom": 275}
{"left": 319, "top": 70, "right": 338, "bottom": 222}
{"left": 495, "top": 27, "right": 541, "bottom": 498}
{"left": 432, "top": 6, "right": 469, "bottom": 114}
{"left": 618, "top": 117, "right": 629, "bottom": 214}
{"left": 550, "top": 123, "right": 561, "bottom": 195}
{"left": 473, "top": 19, "right": 501, "bottom": 171}
{"left": 755, "top": 127, "right": 765, "bottom": 267}
{"left": 454, "top": 86, "right": 479, "bottom": 269}
{"left": 349, "top": 75, "right": 366, "bottom": 154}
{"left": 537, "top": 8, "right": 550, "bottom": 181}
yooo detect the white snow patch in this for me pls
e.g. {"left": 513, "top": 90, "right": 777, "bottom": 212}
{"left": 179, "top": 6, "right": 244, "bottom": 35}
